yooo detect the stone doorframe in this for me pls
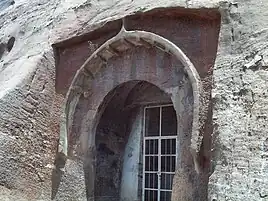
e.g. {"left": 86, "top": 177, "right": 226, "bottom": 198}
{"left": 57, "top": 23, "right": 206, "bottom": 199}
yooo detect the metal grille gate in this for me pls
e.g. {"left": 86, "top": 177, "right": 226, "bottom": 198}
{"left": 142, "top": 105, "right": 177, "bottom": 201}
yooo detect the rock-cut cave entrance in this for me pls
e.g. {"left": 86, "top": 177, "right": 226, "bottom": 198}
{"left": 56, "top": 25, "right": 211, "bottom": 200}
{"left": 94, "top": 80, "right": 178, "bottom": 201}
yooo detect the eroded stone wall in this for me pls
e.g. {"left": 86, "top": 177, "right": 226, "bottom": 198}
{"left": 209, "top": 1, "right": 268, "bottom": 200}
{"left": 0, "top": 51, "right": 60, "bottom": 200}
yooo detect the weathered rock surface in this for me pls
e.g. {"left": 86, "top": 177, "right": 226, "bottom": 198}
{"left": 0, "top": 0, "right": 267, "bottom": 200}
{"left": 210, "top": 1, "right": 268, "bottom": 200}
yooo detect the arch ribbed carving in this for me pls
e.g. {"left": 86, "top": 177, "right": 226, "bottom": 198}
{"left": 58, "top": 27, "right": 203, "bottom": 158}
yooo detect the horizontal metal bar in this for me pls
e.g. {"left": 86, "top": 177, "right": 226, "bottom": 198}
{"left": 144, "top": 188, "right": 172, "bottom": 192}
{"left": 144, "top": 104, "right": 173, "bottom": 109}
{"left": 144, "top": 171, "right": 175, "bottom": 174}
{"left": 144, "top": 154, "right": 176, "bottom": 157}
{"left": 144, "top": 136, "right": 177, "bottom": 140}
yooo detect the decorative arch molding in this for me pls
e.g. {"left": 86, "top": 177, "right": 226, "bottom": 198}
{"left": 58, "top": 24, "right": 204, "bottom": 164}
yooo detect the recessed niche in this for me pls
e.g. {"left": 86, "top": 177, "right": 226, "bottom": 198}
{"left": 7, "top": 36, "right": 15, "bottom": 52}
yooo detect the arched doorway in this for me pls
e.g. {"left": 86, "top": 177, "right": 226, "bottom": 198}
{"left": 58, "top": 27, "right": 205, "bottom": 201}
{"left": 94, "top": 80, "right": 178, "bottom": 201}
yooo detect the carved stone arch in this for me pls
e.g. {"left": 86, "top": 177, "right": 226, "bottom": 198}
{"left": 55, "top": 25, "right": 208, "bottom": 201}
{"left": 58, "top": 27, "right": 203, "bottom": 161}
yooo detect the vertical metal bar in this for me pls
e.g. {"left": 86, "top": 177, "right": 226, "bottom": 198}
{"left": 149, "top": 143, "right": 150, "bottom": 171}
{"left": 170, "top": 139, "right": 172, "bottom": 190}
{"left": 170, "top": 140, "right": 172, "bottom": 173}
{"left": 166, "top": 139, "right": 168, "bottom": 171}
{"left": 142, "top": 107, "right": 146, "bottom": 201}
{"left": 158, "top": 106, "right": 162, "bottom": 201}
{"left": 151, "top": 141, "right": 153, "bottom": 190}
{"left": 165, "top": 139, "right": 167, "bottom": 189}
{"left": 165, "top": 171, "right": 166, "bottom": 191}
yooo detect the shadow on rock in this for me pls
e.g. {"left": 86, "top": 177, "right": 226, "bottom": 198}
{"left": 51, "top": 152, "right": 67, "bottom": 200}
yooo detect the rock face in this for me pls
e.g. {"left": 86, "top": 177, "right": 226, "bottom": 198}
{"left": 0, "top": 0, "right": 268, "bottom": 201}
{"left": 0, "top": 0, "right": 14, "bottom": 11}
{"left": 210, "top": 1, "right": 268, "bottom": 200}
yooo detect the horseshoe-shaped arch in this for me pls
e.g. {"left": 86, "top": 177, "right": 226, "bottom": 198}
{"left": 58, "top": 26, "right": 203, "bottom": 163}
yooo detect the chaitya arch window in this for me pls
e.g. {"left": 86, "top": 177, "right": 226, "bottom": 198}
{"left": 54, "top": 7, "right": 220, "bottom": 201}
